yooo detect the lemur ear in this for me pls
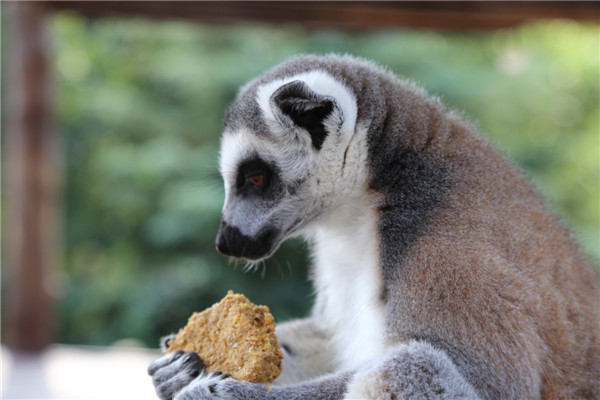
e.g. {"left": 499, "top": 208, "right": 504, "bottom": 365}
{"left": 271, "top": 80, "right": 335, "bottom": 150}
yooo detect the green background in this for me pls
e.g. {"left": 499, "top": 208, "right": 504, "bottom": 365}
{"left": 46, "top": 14, "right": 599, "bottom": 347}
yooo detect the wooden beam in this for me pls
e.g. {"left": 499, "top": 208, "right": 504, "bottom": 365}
{"left": 5, "top": 2, "right": 57, "bottom": 352}
{"left": 42, "top": 1, "right": 600, "bottom": 31}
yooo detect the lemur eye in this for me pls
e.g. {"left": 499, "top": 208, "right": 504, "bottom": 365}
{"left": 249, "top": 174, "right": 264, "bottom": 187}
{"left": 244, "top": 170, "right": 267, "bottom": 189}
{"left": 236, "top": 157, "right": 273, "bottom": 194}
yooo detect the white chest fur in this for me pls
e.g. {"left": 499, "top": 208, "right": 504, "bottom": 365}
{"left": 310, "top": 207, "right": 388, "bottom": 371}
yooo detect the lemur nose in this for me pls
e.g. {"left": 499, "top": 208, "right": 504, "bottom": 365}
{"left": 215, "top": 220, "right": 277, "bottom": 260}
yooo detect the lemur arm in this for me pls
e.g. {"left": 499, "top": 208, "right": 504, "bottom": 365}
{"left": 171, "top": 341, "right": 481, "bottom": 400}
{"left": 273, "top": 318, "right": 337, "bottom": 384}
{"left": 149, "top": 338, "right": 482, "bottom": 400}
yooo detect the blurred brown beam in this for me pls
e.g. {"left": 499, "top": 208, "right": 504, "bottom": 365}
{"left": 5, "top": 2, "right": 58, "bottom": 352}
{"left": 42, "top": 1, "right": 600, "bottom": 30}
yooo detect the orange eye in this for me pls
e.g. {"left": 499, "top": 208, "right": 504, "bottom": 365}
{"left": 249, "top": 174, "right": 264, "bottom": 187}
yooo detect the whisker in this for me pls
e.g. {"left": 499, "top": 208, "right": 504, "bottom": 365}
{"left": 271, "top": 255, "right": 284, "bottom": 278}
{"left": 260, "top": 261, "right": 267, "bottom": 279}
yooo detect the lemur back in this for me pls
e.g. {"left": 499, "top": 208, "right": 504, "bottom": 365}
{"left": 149, "top": 55, "right": 600, "bottom": 400}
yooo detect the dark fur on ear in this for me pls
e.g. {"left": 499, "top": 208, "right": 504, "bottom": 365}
{"left": 271, "top": 80, "right": 334, "bottom": 150}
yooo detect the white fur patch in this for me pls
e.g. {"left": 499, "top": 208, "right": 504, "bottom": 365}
{"left": 310, "top": 200, "right": 387, "bottom": 372}
{"left": 219, "top": 129, "right": 245, "bottom": 199}
{"left": 219, "top": 128, "right": 262, "bottom": 201}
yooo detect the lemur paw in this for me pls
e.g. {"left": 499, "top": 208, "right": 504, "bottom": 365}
{"left": 148, "top": 351, "right": 205, "bottom": 400}
{"left": 172, "top": 371, "right": 240, "bottom": 400}
{"left": 174, "top": 372, "right": 269, "bottom": 400}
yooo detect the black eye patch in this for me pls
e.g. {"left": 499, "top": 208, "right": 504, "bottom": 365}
{"left": 235, "top": 157, "right": 277, "bottom": 196}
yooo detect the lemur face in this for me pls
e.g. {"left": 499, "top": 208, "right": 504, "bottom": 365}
{"left": 216, "top": 71, "right": 359, "bottom": 261}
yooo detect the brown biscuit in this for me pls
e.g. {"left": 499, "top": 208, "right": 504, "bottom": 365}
{"left": 166, "top": 291, "right": 283, "bottom": 383}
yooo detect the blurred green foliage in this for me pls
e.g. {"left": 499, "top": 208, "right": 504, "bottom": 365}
{"left": 50, "top": 13, "right": 598, "bottom": 347}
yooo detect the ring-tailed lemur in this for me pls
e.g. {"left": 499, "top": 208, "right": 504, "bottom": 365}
{"left": 148, "top": 55, "right": 600, "bottom": 399}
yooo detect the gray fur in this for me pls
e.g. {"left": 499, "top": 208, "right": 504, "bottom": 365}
{"left": 346, "top": 341, "right": 482, "bottom": 399}
{"left": 149, "top": 351, "right": 204, "bottom": 400}
{"left": 149, "top": 55, "right": 600, "bottom": 399}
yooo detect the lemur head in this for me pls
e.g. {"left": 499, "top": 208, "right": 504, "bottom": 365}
{"left": 216, "top": 65, "right": 363, "bottom": 261}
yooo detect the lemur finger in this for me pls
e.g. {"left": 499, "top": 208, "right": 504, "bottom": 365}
{"left": 160, "top": 333, "right": 177, "bottom": 352}
{"left": 211, "top": 377, "right": 268, "bottom": 399}
{"left": 186, "top": 352, "right": 205, "bottom": 378}
{"left": 173, "top": 372, "right": 231, "bottom": 400}
{"left": 148, "top": 351, "right": 185, "bottom": 376}
{"left": 152, "top": 352, "right": 204, "bottom": 384}
{"left": 207, "top": 371, "right": 233, "bottom": 393}
{"left": 152, "top": 353, "right": 205, "bottom": 399}
{"left": 155, "top": 370, "right": 195, "bottom": 400}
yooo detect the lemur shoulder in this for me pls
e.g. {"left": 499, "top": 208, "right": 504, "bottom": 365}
{"left": 149, "top": 54, "right": 600, "bottom": 400}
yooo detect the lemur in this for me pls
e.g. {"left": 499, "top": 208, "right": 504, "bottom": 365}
{"left": 148, "top": 55, "right": 600, "bottom": 399}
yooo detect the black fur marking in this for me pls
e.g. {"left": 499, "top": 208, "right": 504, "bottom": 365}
{"left": 235, "top": 156, "right": 282, "bottom": 201}
{"left": 271, "top": 80, "right": 334, "bottom": 150}
{"left": 368, "top": 143, "right": 450, "bottom": 301}
{"left": 208, "top": 383, "right": 218, "bottom": 394}
{"left": 208, "top": 372, "right": 230, "bottom": 394}
{"left": 236, "top": 157, "right": 272, "bottom": 193}
{"left": 341, "top": 143, "right": 350, "bottom": 174}
{"left": 281, "top": 343, "right": 293, "bottom": 355}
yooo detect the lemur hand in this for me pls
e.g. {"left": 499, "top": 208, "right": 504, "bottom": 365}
{"left": 148, "top": 335, "right": 205, "bottom": 400}
{"left": 173, "top": 373, "right": 269, "bottom": 400}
